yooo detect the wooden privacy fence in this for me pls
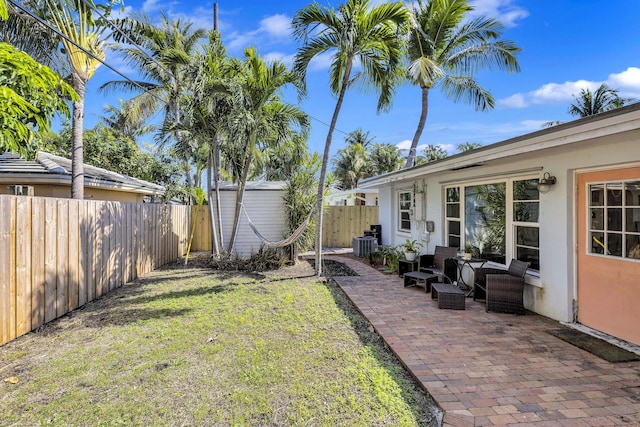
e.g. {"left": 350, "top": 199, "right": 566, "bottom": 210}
{"left": 0, "top": 195, "right": 191, "bottom": 346}
{"left": 188, "top": 205, "right": 380, "bottom": 251}
{"left": 322, "top": 206, "right": 379, "bottom": 248}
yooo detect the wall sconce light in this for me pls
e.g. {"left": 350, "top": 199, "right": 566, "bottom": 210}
{"left": 537, "top": 172, "right": 557, "bottom": 194}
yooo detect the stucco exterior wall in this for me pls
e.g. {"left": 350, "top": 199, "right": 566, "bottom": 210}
{"left": 374, "top": 127, "right": 640, "bottom": 323}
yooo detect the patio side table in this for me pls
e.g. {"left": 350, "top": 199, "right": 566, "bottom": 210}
{"left": 398, "top": 259, "right": 418, "bottom": 277}
{"left": 403, "top": 271, "right": 438, "bottom": 293}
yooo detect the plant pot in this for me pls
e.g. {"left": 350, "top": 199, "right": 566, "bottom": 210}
{"left": 404, "top": 251, "right": 417, "bottom": 261}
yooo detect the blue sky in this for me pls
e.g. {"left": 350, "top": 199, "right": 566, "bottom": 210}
{"left": 86, "top": 0, "right": 640, "bottom": 158}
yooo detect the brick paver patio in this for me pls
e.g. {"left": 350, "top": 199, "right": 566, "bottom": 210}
{"left": 326, "top": 255, "right": 640, "bottom": 427}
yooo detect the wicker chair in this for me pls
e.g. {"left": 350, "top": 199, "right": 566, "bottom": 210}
{"left": 473, "top": 259, "right": 529, "bottom": 314}
{"left": 419, "top": 246, "right": 458, "bottom": 284}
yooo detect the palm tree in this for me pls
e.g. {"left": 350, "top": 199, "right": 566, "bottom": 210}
{"left": 175, "top": 30, "right": 241, "bottom": 252}
{"left": 404, "top": 0, "right": 520, "bottom": 168}
{"left": 293, "top": 0, "right": 408, "bottom": 275}
{"left": 226, "top": 47, "right": 309, "bottom": 251}
{"left": 457, "top": 142, "right": 481, "bottom": 152}
{"left": 344, "top": 127, "right": 375, "bottom": 148}
{"left": 43, "top": 0, "right": 117, "bottom": 199}
{"left": 368, "top": 142, "right": 403, "bottom": 175}
{"left": 100, "top": 99, "right": 154, "bottom": 140}
{"left": 568, "top": 83, "right": 630, "bottom": 118}
{"left": 0, "top": 1, "right": 65, "bottom": 72}
{"left": 332, "top": 142, "right": 369, "bottom": 190}
{"left": 418, "top": 144, "right": 448, "bottom": 163}
{"left": 102, "top": 13, "right": 206, "bottom": 199}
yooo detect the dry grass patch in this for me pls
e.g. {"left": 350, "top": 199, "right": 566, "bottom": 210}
{"left": 1, "top": 261, "right": 438, "bottom": 426}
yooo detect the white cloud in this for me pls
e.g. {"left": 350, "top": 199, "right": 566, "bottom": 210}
{"left": 529, "top": 80, "right": 597, "bottom": 104}
{"left": 499, "top": 68, "right": 640, "bottom": 109}
{"left": 142, "top": 0, "right": 163, "bottom": 13}
{"left": 395, "top": 139, "right": 412, "bottom": 150}
{"left": 469, "top": 0, "right": 529, "bottom": 27}
{"left": 308, "top": 52, "right": 334, "bottom": 71}
{"left": 228, "top": 13, "right": 292, "bottom": 52}
{"left": 607, "top": 67, "right": 640, "bottom": 98}
{"left": 111, "top": 5, "right": 133, "bottom": 19}
{"left": 259, "top": 14, "right": 291, "bottom": 38}
{"left": 498, "top": 93, "right": 527, "bottom": 109}
{"left": 263, "top": 52, "right": 295, "bottom": 68}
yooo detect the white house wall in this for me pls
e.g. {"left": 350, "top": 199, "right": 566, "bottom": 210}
{"left": 213, "top": 189, "right": 287, "bottom": 257}
{"left": 375, "top": 126, "right": 640, "bottom": 323}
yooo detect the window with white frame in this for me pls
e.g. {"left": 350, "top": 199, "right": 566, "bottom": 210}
{"left": 398, "top": 191, "right": 412, "bottom": 232}
{"left": 589, "top": 180, "right": 640, "bottom": 260}
{"left": 445, "top": 177, "right": 540, "bottom": 271}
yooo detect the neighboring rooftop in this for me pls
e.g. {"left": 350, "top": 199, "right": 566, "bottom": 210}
{"left": 0, "top": 151, "right": 165, "bottom": 196}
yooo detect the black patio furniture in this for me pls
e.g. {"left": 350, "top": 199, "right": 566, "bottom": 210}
{"left": 419, "top": 246, "right": 458, "bottom": 284}
{"left": 403, "top": 271, "right": 439, "bottom": 293}
{"left": 431, "top": 283, "right": 466, "bottom": 310}
{"left": 473, "top": 259, "right": 529, "bottom": 314}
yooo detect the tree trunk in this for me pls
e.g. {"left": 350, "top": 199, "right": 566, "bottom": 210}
{"left": 207, "top": 151, "right": 219, "bottom": 255}
{"left": 214, "top": 138, "right": 224, "bottom": 249}
{"left": 404, "top": 85, "right": 430, "bottom": 168}
{"left": 227, "top": 134, "right": 254, "bottom": 252}
{"left": 314, "top": 59, "right": 353, "bottom": 276}
{"left": 70, "top": 73, "right": 86, "bottom": 199}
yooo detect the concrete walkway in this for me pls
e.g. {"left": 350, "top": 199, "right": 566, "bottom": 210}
{"left": 327, "top": 255, "right": 640, "bottom": 427}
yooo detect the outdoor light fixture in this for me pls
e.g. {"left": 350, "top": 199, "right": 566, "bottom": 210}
{"left": 537, "top": 172, "right": 557, "bottom": 193}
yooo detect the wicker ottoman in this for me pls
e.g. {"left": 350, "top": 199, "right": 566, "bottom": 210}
{"left": 431, "top": 283, "right": 465, "bottom": 310}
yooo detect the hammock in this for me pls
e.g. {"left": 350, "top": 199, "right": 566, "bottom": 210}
{"left": 242, "top": 204, "right": 310, "bottom": 248}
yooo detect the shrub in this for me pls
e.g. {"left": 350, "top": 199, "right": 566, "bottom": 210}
{"left": 210, "top": 246, "right": 290, "bottom": 272}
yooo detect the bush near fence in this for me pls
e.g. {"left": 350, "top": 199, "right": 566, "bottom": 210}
{"left": 0, "top": 195, "right": 191, "bottom": 346}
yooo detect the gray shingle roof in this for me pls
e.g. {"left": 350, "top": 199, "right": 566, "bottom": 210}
{"left": 0, "top": 151, "right": 165, "bottom": 195}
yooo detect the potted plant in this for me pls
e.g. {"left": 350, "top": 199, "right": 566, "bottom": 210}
{"left": 400, "top": 239, "right": 422, "bottom": 261}
{"left": 463, "top": 243, "right": 474, "bottom": 260}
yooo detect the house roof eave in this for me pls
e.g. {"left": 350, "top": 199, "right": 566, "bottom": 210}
{"left": 360, "top": 101, "right": 640, "bottom": 188}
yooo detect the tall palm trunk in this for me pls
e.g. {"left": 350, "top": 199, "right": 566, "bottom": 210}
{"left": 227, "top": 133, "right": 255, "bottom": 252}
{"left": 71, "top": 73, "right": 86, "bottom": 199}
{"left": 314, "top": 59, "right": 353, "bottom": 276}
{"left": 405, "top": 85, "right": 430, "bottom": 168}
{"left": 214, "top": 140, "right": 224, "bottom": 249}
{"left": 206, "top": 152, "right": 220, "bottom": 255}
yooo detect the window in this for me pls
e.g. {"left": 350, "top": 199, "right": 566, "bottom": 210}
{"left": 445, "top": 187, "right": 461, "bottom": 248}
{"left": 513, "top": 179, "right": 540, "bottom": 270}
{"left": 8, "top": 185, "right": 33, "bottom": 196}
{"left": 445, "top": 177, "right": 540, "bottom": 271}
{"left": 399, "top": 191, "right": 412, "bottom": 232}
{"left": 589, "top": 180, "right": 640, "bottom": 260}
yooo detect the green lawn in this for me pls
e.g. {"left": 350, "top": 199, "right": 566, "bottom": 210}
{"left": 1, "top": 264, "right": 438, "bottom": 426}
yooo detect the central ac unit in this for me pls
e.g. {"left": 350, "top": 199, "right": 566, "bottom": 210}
{"left": 352, "top": 236, "right": 378, "bottom": 258}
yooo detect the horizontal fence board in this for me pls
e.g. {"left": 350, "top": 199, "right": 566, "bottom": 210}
{"left": 0, "top": 195, "right": 191, "bottom": 347}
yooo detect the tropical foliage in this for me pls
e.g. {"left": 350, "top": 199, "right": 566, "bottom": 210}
{"left": 332, "top": 129, "right": 403, "bottom": 189}
{"left": 404, "top": 0, "right": 520, "bottom": 168}
{"left": 568, "top": 83, "right": 631, "bottom": 118}
{"left": 0, "top": 42, "right": 75, "bottom": 158}
{"left": 41, "top": 0, "right": 122, "bottom": 199}
{"left": 293, "top": 0, "right": 408, "bottom": 274}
